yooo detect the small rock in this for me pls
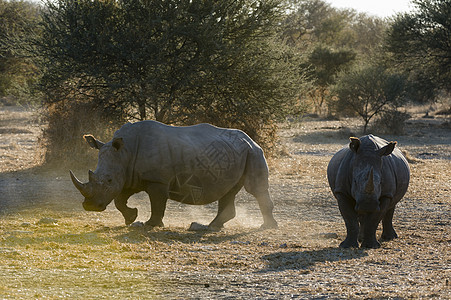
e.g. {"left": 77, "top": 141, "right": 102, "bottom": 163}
{"left": 188, "top": 222, "right": 210, "bottom": 231}
{"left": 230, "top": 241, "right": 250, "bottom": 245}
{"left": 0, "top": 247, "right": 20, "bottom": 255}
{"left": 279, "top": 243, "right": 288, "bottom": 248}
{"left": 8, "top": 230, "right": 32, "bottom": 235}
{"left": 37, "top": 217, "right": 58, "bottom": 225}
{"left": 320, "top": 233, "right": 339, "bottom": 239}
{"left": 130, "top": 221, "right": 144, "bottom": 227}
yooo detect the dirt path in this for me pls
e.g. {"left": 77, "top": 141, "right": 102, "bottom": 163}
{"left": 0, "top": 106, "right": 450, "bottom": 298}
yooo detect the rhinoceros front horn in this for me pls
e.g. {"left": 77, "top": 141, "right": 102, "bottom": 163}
{"left": 364, "top": 168, "right": 375, "bottom": 193}
{"left": 70, "top": 170, "right": 93, "bottom": 198}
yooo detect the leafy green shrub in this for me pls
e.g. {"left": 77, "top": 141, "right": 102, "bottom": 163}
{"left": 333, "top": 65, "right": 408, "bottom": 134}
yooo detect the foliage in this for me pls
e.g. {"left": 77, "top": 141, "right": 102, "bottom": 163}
{"left": 281, "top": 0, "right": 387, "bottom": 116}
{"left": 0, "top": 0, "right": 40, "bottom": 103}
{"left": 372, "top": 110, "right": 411, "bottom": 135}
{"left": 282, "top": 0, "right": 352, "bottom": 49}
{"left": 282, "top": 0, "right": 387, "bottom": 56}
{"left": 385, "top": 0, "right": 451, "bottom": 102}
{"left": 302, "top": 45, "right": 356, "bottom": 114}
{"left": 34, "top": 0, "right": 302, "bottom": 156}
{"left": 41, "top": 101, "right": 125, "bottom": 166}
{"left": 333, "top": 65, "right": 408, "bottom": 134}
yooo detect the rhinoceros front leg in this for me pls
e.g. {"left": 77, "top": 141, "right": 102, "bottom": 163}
{"left": 381, "top": 206, "right": 398, "bottom": 241}
{"left": 336, "top": 193, "right": 359, "bottom": 248}
{"left": 114, "top": 190, "right": 138, "bottom": 226}
{"left": 145, "top": 183, "right": 168, "bottom": 228}
{"left": 360, "top": 212, "right": 382, "bottom": 249}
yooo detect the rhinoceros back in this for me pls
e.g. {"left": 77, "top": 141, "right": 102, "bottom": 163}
{"left": 114, "top": 121, "right": 263, "bottom": 204}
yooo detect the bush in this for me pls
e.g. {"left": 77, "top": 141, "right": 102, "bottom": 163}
{"left": 41, "top": 101, "right": 124, "bottom": 168}
{"left": 333, "top": 65, "right": 408, "bottom": 134}
{"left": 372, "top": 110, "right": 411, "bottom": 135}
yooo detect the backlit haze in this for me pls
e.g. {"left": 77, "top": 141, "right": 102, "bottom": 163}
{"left": 327, "top": 0, "right": 413, "bottom": 18}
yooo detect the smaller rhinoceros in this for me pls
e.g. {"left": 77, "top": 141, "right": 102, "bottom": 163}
{"left": 70, "top": 121, "right": 278, "bottom": 231}
{"left": 327, "top": 135, "right": 410, "bottom": 248}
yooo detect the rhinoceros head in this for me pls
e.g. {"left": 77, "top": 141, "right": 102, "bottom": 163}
{"left": 70, "top": 135, "right": 127, "bottom": 211}
{"left": 349, "top": 136, "right": 396, "bottom": 212}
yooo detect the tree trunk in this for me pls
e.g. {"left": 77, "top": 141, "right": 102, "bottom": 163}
{"left": 138, "top": 101, "right": 146, "bottom": 120}
{"left": 363, "top": 120, "right": 369, "bottom": 134}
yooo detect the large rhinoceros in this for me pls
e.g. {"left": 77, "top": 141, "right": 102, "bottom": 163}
{"left": 327, "top": 135, "right": 410, "bottom": 248}
{"left": 70, "top": 120, "right": 278, "bottom": 230}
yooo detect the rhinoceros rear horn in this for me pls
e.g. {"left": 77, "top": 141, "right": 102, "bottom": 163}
{"left": 364, "top": 168, "right": 375, "bottom": 193}
{"left": 70, "top": 170, "right": 93, "bottom": 198}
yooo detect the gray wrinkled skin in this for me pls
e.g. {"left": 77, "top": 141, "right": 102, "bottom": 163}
{"left": 327, "top": 135, "right": 410, "bottom": 248}
{"left": 70, "top": 121, "right": 278, "bottom": 231}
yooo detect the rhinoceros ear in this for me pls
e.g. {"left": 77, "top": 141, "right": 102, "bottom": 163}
{"left": 349, "top": 137, "right": 360, "bottom": 153}
{"left": 84, "top": 135, "right": 105, "bottom": 150}
{"left": 112, "top": 137, "right": 124, "bottom": 151}
{"left": 377, "top": 141, "right": 397, "bottom": 156}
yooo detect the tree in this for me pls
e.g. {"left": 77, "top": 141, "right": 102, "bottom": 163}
{"left": 0, "top": 0, "right": 40, "bottom": 101}
{"left": 282, "top": 0, "right": 387, "bottom": 54}
{"left": 333, "top": 65, "right": 407, "bottom": 134}
{"left": 282, "top": 0, "right": 353, "bottom": 49}
{"left": 34, "top": 0, "right": 301, "bottom": 146}
{"left": 303, "top": 45, "right": 355, "bottom": 114}
{"left": 281, "top": 0, "right": 387, "bottom": 116}
{"left": 385, "top": 0, "right": 451, "bottom": 101}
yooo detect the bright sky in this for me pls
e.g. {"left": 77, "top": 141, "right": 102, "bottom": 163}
{"left": 327, "top": 0, "right": 414, "bottom": 18}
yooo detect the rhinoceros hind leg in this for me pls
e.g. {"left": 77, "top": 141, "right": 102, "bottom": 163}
{"left": 358, "top": 215, "right": 365, "bottom": 242}
{"left": 252, "top": 191, "right": 278, "bottom": 230}
{"left": 381, "top": 207, "right": 398, "bottom": 241}
{"left": 207, "top": 187, "right": 238, "bottom": 230}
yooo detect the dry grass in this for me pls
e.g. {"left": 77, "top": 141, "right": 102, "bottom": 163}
{"left": 0, "top": 106, "right": 450, "bottom": 299}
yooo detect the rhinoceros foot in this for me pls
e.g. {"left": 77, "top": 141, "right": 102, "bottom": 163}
{"left": 188, "top": 222, "right": 219, "bottom": 231}
{"left": 339, "top": 239, "right": 359, "bottom": 248}
{"left": 381, "top": 229, "right": 398, "bottom": 241}
{"left": 145, "top": 219, "right": 164, "bottom": 228}
{"left": 360, "top": 239, "right": 381, "bottom": 249}
{"left": 124, "top": 208, "right": 138, "bottom": 226}
{"left": 259, "top": 220, "right": 278, "bottom": 230}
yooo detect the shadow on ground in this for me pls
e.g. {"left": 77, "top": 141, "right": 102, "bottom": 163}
{"left": 260, "top": 247, "right": 368, "bottom": 271}
{"left": 113, "top": 225, "right": 258, "bottom": 245}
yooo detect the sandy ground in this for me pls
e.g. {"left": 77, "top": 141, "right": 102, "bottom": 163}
{"left": 0, "top": 105, "right": 450, "bottom": 298}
